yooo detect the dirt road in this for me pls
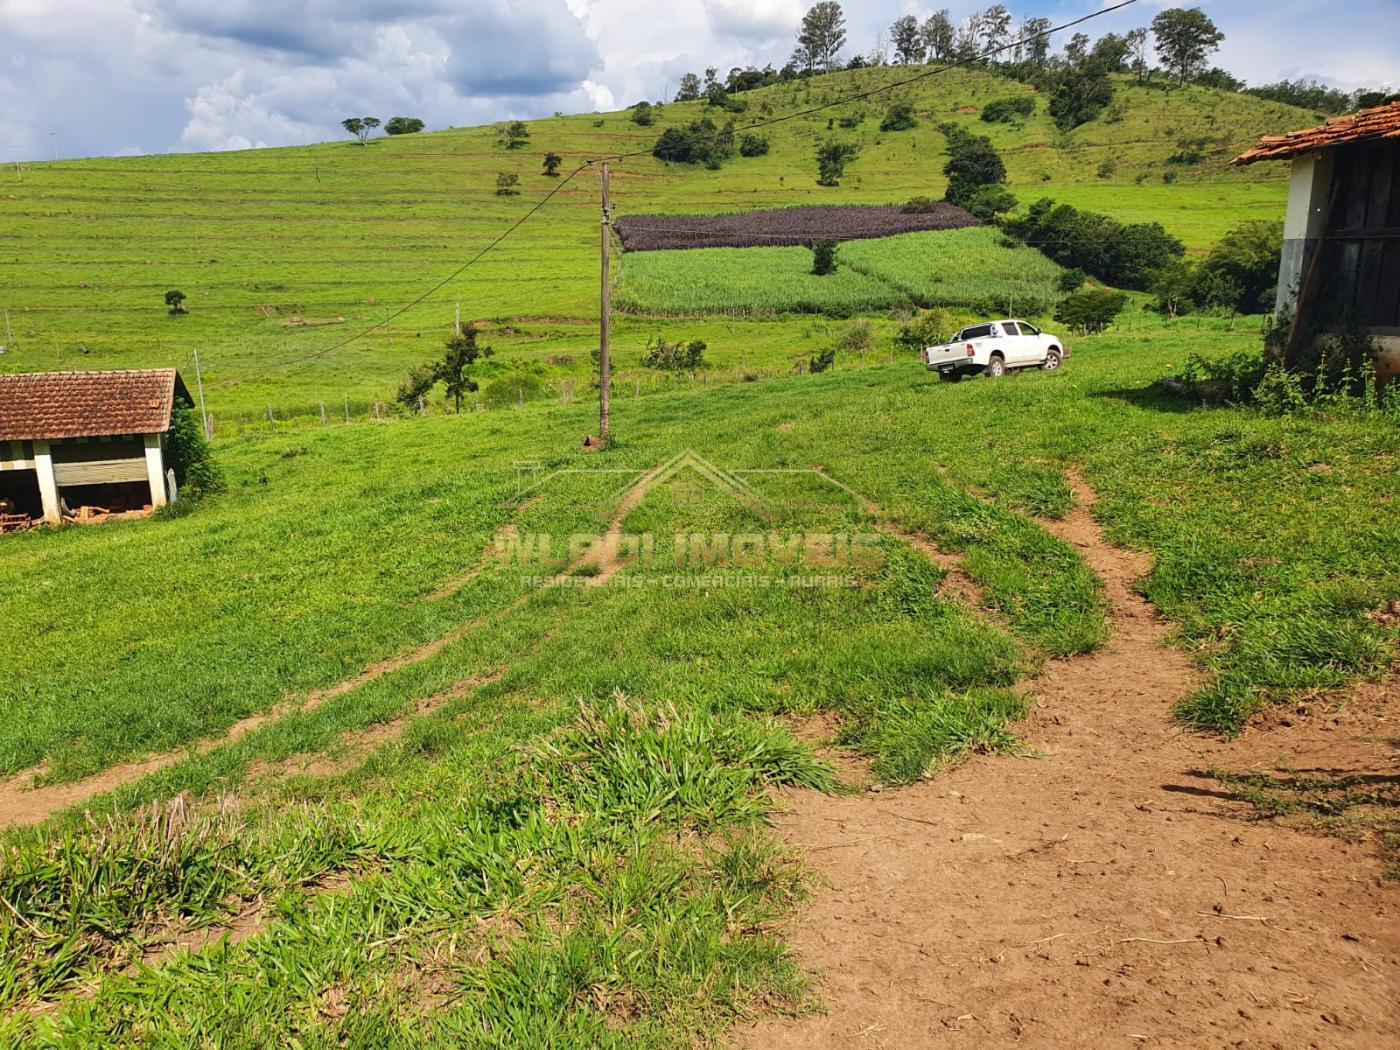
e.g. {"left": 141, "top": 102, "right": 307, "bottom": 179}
{"left": 740, "top": 474, "right": 1398, "bottom": 1048}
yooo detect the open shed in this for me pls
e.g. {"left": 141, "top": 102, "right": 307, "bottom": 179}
{"left": 0, "top": 369, "right": 191, "bottom": 528}
{"left": 1234, "top": 101, "right": 1400, "bottom": 385}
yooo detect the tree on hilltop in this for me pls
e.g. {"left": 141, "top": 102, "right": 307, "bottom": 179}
{"left": 921, "top": 11, "right": 955, "bottom": 62}
{"left": 1151, "top": 7, "right": 1223, "bottom": 86}
{"left": 499, "top": 120, "right": 531, "bottom": 149}
{"left": 341, "top": 117, "right": 381, "bottom": 145}
{"left": 794, "top": 3, "right": 846, "bottom": 73}
{"left": 384, "top": 117, "right": 425, "bottom": 135}
{"left": 889, "top": 16, "right": 925, "bottom": 64}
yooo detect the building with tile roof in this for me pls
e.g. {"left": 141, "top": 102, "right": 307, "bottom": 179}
{"left": 1235, "top": 101, "right": 1400, "bottom": 386}
{"left": 0, "top": 369, "right": 192, "bottom": 526}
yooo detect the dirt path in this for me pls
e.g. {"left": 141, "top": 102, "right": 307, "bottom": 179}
{"left": 0, "top": 464, "right": 663, "bottom": 830}
{"left": 739, "top": 471, "right": 1399, "bottom": 1049}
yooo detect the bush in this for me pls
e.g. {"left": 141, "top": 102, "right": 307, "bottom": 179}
{"left": 1175, "top": 350, "right": 1269, "bottom": 404}
{"left": 1058, "top": 268, "right": 1087, "bottom": 293}
{"left": 630, "top": 101, "right": 656, "bottom": 126}
{"left": 880, "top": 101, "right": 918, "bottom": 132}
{"left": 738, "top": 133, "right": 770, "bottom": 157}
{"left": 815, "top": 140, "right": 860, "bottom": 186}
{"left": 1054, "top": 288, "right": 1128, "bottom": 334}
{"left": 837, "top": 319, "right": 874, "bottom": 354}
{"left": 964, "top": 185, "right": 1017, "bottom": 222}
{"left": 484, "top": 369, "right": 545, "bottom": 407}
{"left": 1167, "top": 137, "right": 1210, "bottom": 165}
{"left": 165, "top": 401, "right": 222, "bottom": 498}
{"left": 1005, "top": 198, "right": 1184, "bottom": 291}
{"left": 901, "top": 196, "right": 943, "bottom": 214}
{"left": 810, "top": 240, "right": 839, "bottom": 275}
{"left": 494, "top": 172, "right": 520, "bottom": 196}
{"left": 942, "top": 131, "right": 1006, "bottom": 210}
{"left": 1047, "top": 65, "right": 1113, "bottom": 131}
{"left": 653, "top": 118, "right": 736, "bottom": 168}
{"left": 980, "top": 96, "right": 1035, "bottom": 123}
{"left": 894, "top": 308, "right": 953, "bottom": 352}
{"left": 642, "top": 336, "right": 707, "bottom": 372}
{"left": 808, "top": 346, "right": 836, "bottom": 373}
{"left": 384, "top": 116, "right": 425, "bottom": 135}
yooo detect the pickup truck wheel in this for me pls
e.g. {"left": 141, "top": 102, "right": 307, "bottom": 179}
{"left": 1041, "top": 349, "right": 1062, "bottom": 371}
{"left": 938, "top": 371, "right": 963, "bottom": 383}
{"left": 985, "top": 354, "right": 1006, "bottom": 378}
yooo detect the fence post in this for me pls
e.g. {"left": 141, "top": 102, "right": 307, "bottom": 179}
{"left": 267, "top": 405, "right": 274, "bottom": 428}
{"left": 418, "top": 395, "right": 425, "bottom": 416}
{"left": 320, "top": 402, "right": 327, "bottom": 425}
{"left": 344, "top": 394, "right": 350, "bottom": 423}
{"left": 374, "top": 400, "right": 381, "bottom": 421}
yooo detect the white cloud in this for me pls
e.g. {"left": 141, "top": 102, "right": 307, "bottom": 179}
{"left": 0, "top": 1, "right": 1395, "bottom": 161}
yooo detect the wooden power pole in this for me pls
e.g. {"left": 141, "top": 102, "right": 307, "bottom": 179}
{"left": 598, "top": 162, "right": 612, "bottom": 445}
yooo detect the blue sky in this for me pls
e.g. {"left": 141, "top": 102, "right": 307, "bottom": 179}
{"left": 0, "top": 1, "right": 1395, "bottom": 160}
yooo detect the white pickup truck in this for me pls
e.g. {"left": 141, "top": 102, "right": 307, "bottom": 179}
{"left": 923, "top": 319, "right": 1067, "bottom": 382}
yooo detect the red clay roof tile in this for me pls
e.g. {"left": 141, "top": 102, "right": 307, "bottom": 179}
{"left": 0, "top": 369, "right": 189, "bottom": 441}
{"left": 1233, "top": 101, "right": 1400, "bottom": 165}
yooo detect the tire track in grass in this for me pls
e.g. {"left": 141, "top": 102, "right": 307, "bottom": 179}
{"left": 0, "top": 463, "right": 663, "bottom": 830}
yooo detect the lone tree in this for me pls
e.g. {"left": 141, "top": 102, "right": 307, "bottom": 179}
{"left": 495, "top": 172, "right": 521, "bottom": 196}
{"left": 921, "top": 11, "right": 955, "bottom": 62}
{"left": 1151, "top": 7, "right": 1223, "bottom": 86}
{"left": 793, "top": 2, "right": 846, "bottom": 73}
{"left": 675, "top": 73, "right": 702, "bottom": 101}
{"left": 164, "top": 290, "right": 187, "bottom": 315}
{"left": 889, "top": 16, "right": 925, "bottom": 64}
{"left": 499, "top": 120, "right": 530, "bottom": 149}
{"left": 941, "top": 126, "right": 1006, "bottom": 209}
{"left": 630, "top": 101, "right": 656, "bottom": 126}
{"left": 440, "top": 328, "right": 494, "bottom": 413}
{"left": 815, "top": 140, "right": 859, "bottom": 186}
{"left": 810, "top": 240, "right": 839, "bottom": 275}
{"left": 384, "top": 116, "right": 425, "bottom": 135}
{"left": 542, "top": 152, "right": 563, "bottom": 176}
{"left": 341, "top": 117, "right": 381, "bottom": 145}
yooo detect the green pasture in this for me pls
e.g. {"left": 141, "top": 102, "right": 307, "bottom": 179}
{"left": 0, "top": 67, "right": 1303, "bottom": 416}
{"left": 616, "top": 227, "right": 1064, "bottom": 316}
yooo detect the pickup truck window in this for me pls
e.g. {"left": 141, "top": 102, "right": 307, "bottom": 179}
{"left": 1019, "top": 322, "right": 1040, "bottom": 335}
{"left": 1002, "top": 322, "right": 1023, "bottom": 336}
{"left": 960, "top": 324, "right": 994, "bottom": 340}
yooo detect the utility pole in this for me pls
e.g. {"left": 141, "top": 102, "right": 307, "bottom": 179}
{"left": 192, "top": 347, "right": 212, "bottom": 441}
{"left": 49, "top": 133, "right": 58, "bottom": 161}
{"left": 598, "top": 162, "right": 612, "bottom": 445}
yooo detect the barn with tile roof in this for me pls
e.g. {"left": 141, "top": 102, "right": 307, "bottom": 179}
{"left": 0, "top": 369, "right": 191, "bottom": 527}
{"left": 1235, "top": 100, "right": 1400, "bottom": 385}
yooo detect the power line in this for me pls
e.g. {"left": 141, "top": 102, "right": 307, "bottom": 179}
{"left": 247, "top": 0, "right": 1143, "bottom": 373}
{"left": 264, "top": 162, "right": 591, "bottom": 372}
{"left": 597, "top": 0, "right": 1144, "bottom": 164}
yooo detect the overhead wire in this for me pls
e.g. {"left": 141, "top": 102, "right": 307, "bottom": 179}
{"left": 220, "top": 0, "right": 1145, "bottom": 375}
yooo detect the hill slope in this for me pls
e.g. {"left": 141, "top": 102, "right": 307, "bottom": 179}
{"left": 0, "top": 66, "right": 1314, "bottom": 415}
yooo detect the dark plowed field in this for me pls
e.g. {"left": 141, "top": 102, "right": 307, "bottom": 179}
{"left": 614, "top": 204, "right": 980, "bottom": 252}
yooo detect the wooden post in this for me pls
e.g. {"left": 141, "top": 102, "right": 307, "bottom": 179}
{"left": 344, "top": 394, "right": 350, "bottom": 423}
{"left": 320, "top": 402, "right": 327, "bottom": 425}
{"left": 598, "top": 162, "right": 612, "bottom": 446}
{"left": 267, "top": 405, "right": 275, "bottom": 427}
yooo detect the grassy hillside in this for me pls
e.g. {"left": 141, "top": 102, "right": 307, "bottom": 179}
{"left": 0, "top": 67, "right": 1313, "bottom": 419}
{"left": 2, "top": 317, "right": 1396, "bottom": 1043}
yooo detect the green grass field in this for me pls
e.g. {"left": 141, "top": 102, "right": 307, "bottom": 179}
{"left": 3, "top": 62, "right": 1396, "bottom": 1047}
{"left": 616, "top": 227, "right": 1064, "bottom": 316}
{"left": 2, "top": 317, "right": 1397, "bottom": 1042}
{"left": 0, "top": 67, "right": 1304, "bottom": 417}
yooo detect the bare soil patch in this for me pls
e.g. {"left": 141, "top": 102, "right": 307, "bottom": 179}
{"left": 739, "top": 470, "right": 1399, "bottom": 1048}
{"left": 614, "top": 204, "right": 979, "bottom": 252}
